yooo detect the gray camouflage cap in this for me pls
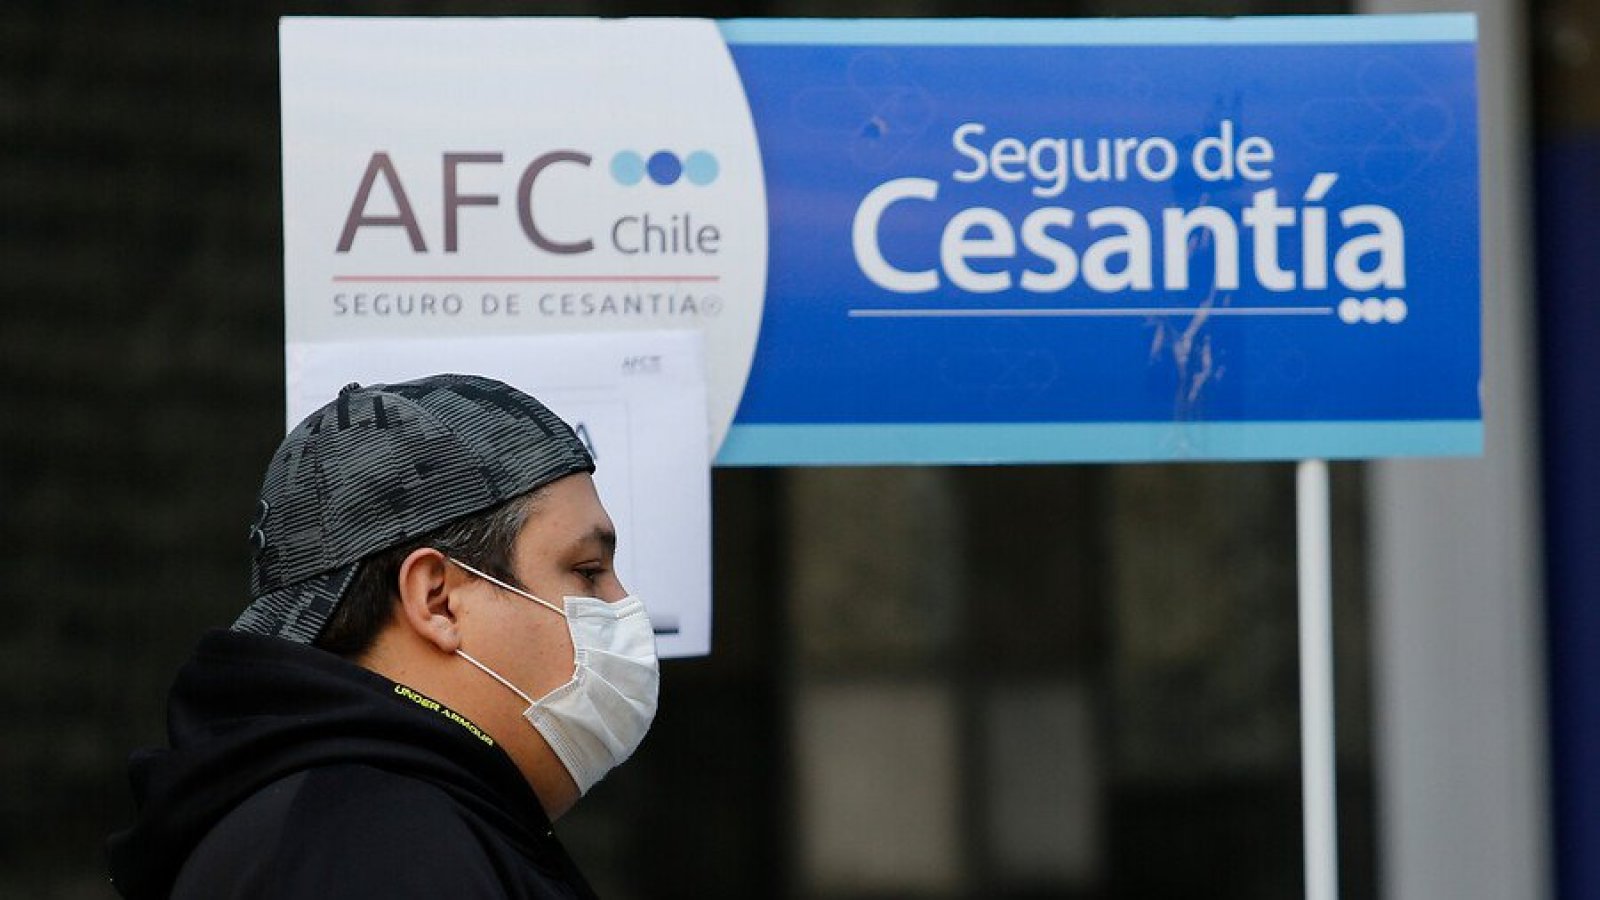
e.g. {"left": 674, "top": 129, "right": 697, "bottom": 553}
{"left": 232, "top": 373, "right": 594, "bottom": 644}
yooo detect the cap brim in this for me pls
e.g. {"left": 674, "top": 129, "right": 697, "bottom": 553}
{"left": 231, "top": 563, "right": 360, "bottom": 644}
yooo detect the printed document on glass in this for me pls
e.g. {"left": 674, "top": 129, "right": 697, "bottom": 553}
{"left": 286, "top": 330, "right": 713, "bottom": 658}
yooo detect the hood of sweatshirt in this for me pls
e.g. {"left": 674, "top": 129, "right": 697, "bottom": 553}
{"left": 106, "top": 629, "right": 556, "bottom": 898}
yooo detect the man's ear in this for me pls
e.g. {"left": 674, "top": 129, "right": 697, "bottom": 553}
{"left": 395, "top": 548, "right": 464, "bottom": 654}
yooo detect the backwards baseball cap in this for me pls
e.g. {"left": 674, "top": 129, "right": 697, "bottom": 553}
{"left": 232, "top": 373, "right": 594, "bottom": 644}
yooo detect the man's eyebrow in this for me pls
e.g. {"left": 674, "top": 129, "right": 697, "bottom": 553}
{"left": 568, "top": 525, "right": 617, "bottom": 557}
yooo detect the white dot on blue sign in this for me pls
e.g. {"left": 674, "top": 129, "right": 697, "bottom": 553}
{"left": 1362, "top": 297, "right": 1385, "bottom": 324}
{"left": 1339, "top": 298, "right": 1363, "bottom": 324}
{"left": 1384, "top": 297, "right": 1408, "bottom": 324}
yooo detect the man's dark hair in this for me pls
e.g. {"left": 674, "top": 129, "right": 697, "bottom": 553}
{"left": 315, "top": 487, "right": 546, "bottom": 658}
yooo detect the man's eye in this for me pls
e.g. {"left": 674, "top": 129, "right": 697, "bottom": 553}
{"left": 575, "top": 567, "right": 603, "bottom": 584}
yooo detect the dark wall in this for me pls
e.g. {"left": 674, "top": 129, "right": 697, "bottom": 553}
{"left": 1534, "top": 3, "right": 1600, "bottom": 899}
{"left": 3, "top": 6, "right": 286, "bottom": 894}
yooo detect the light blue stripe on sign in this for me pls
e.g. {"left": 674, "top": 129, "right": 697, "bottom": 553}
{"left": 718, "top": 15, "right": 1476, "bottom": 47}
{"left": 714, "top": 421, "right": 1484, "bottom": 466}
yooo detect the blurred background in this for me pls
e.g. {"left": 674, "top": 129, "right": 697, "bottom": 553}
{"left": 1, "top": 0, "right": 1593, "bottom": 897}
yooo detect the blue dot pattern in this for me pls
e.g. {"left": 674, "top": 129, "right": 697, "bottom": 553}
{"left": 647, "top": 151, "right": 682, "bottom": 185}
{"left": 610, "top": 151, "right": 646, "bottom": 186}
{"left": 683, "top": 151, "right": 719, "bottom": 185}
{"left": 612, "top": 150, "right": 719, "bottom": 187}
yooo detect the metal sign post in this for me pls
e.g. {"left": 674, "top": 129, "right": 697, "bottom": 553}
{"left": 1298, "top": 459, "right": 1338, "bottom": 900}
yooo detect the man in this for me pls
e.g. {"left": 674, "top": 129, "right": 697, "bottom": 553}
{"left": 107, "top": 374, "right": 659, "bottom": 898}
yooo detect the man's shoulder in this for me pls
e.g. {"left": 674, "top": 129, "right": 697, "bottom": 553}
{"left": 174, "top": 763, "right": 502, "bottom": 898}
{"left": 294, "top": 761, "right": 469, "bottom": 825}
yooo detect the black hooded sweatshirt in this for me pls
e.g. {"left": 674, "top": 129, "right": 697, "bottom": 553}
{"left": 106, "top": 630, "right": 596, "bottom": 899}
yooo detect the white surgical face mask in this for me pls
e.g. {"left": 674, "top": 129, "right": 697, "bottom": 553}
{"left": 448, "top": 557, "right": 659, "bottom": 796}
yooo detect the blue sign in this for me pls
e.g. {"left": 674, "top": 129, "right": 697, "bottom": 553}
{"left": 715, "top": 16, "right": 1480, "bottom": 465}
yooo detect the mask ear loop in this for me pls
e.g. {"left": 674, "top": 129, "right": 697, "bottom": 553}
{"left": 456, "top": 648, "right": 537, "bottom": 706}
{"left": 447, "top": 556, "right": 567, "bottom": 618}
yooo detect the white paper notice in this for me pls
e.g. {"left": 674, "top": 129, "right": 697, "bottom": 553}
{"left": 286, "top": 330, "right": 712, "bottom": 658}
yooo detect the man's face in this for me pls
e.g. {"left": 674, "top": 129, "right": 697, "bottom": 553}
{"left": 509, "top": 472, "right": 626, "bottom": 606}
{"left": 458, "top": 472, "right": 625, "bottom": 700}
